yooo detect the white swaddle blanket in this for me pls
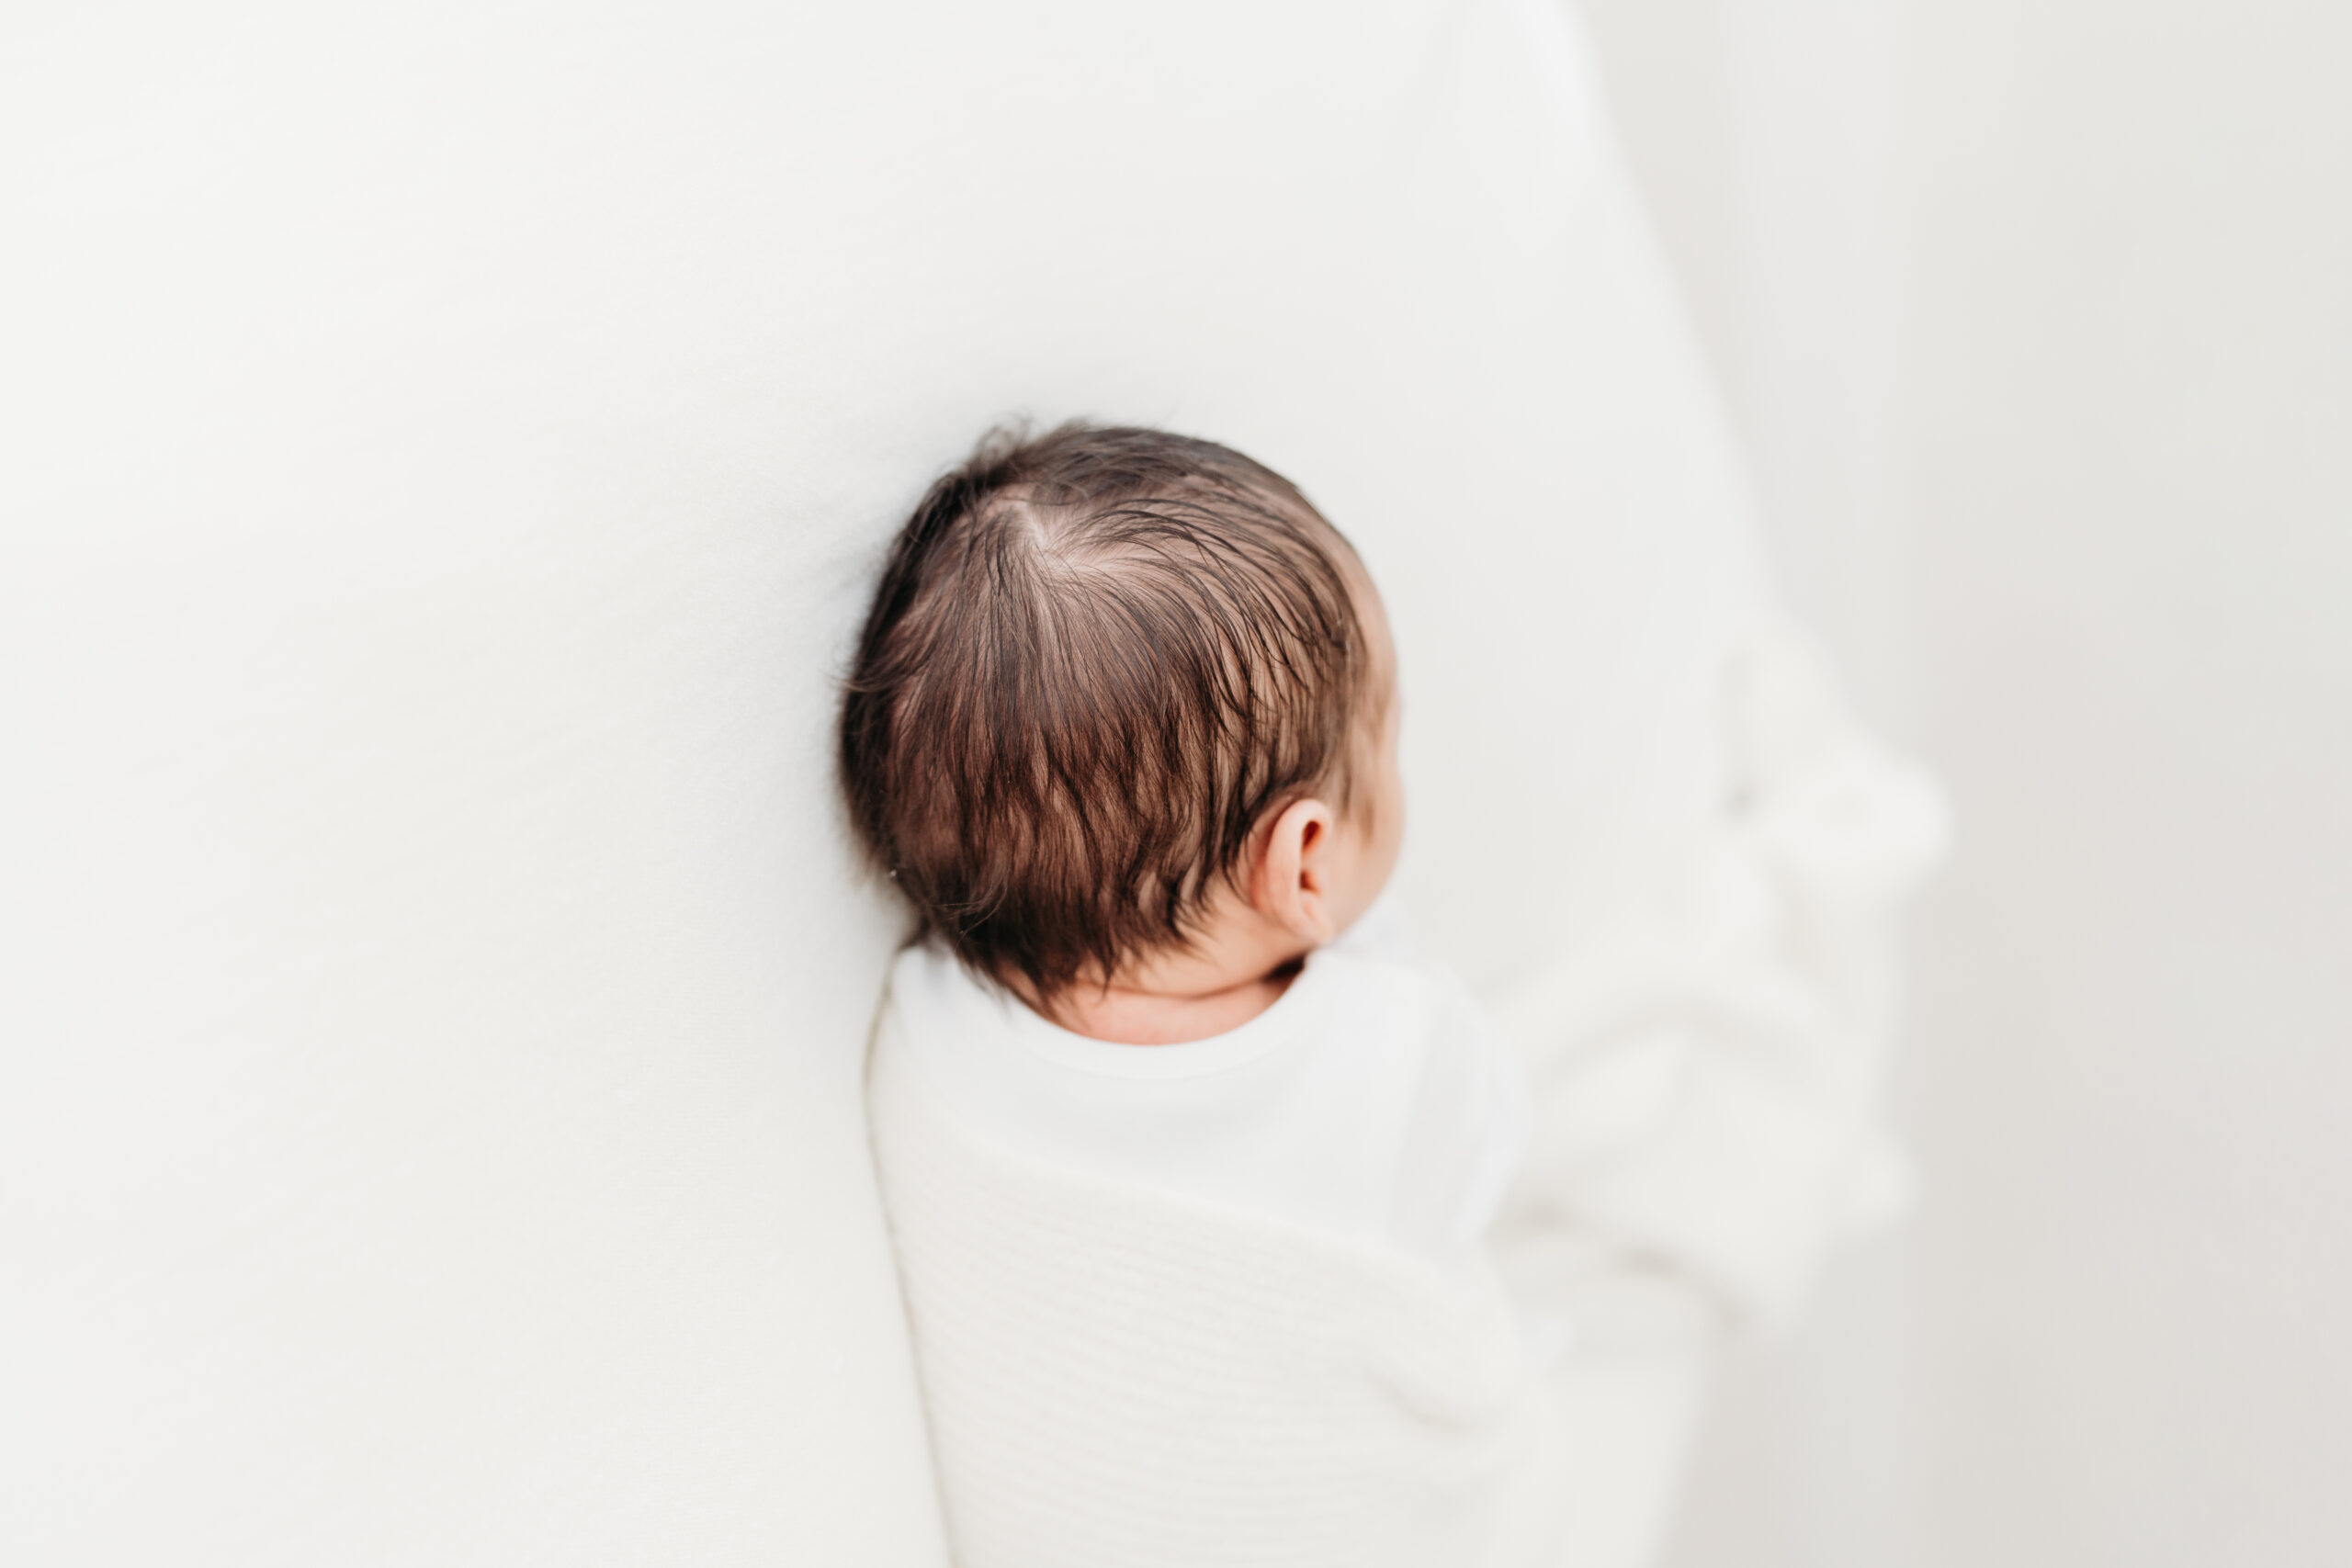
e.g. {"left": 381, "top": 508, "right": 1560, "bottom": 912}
{"left": 868, "top": 1020, "right": 1572, "bottom": 1568}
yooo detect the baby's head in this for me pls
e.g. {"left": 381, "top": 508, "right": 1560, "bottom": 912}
{"left": 842, "top": 423, "right": 1401, "bottom": 1030}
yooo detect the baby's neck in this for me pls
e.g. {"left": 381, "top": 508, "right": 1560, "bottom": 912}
{"left": 1015, "top": 884, "right": 1331, "bottom": 1044}
{"left": 1039, "top": 957, "right": 1306, "bottom": 1045}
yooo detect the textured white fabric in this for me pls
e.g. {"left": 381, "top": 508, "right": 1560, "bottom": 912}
{"left": 870, "top": 1026, "right": 1568, "bottom": 1568}
{"left": 887, "top": 902, "right": 1525, "bottom": 1269}
{"left": 1488, "top": 623, "right": 1947, "bottom": 1333}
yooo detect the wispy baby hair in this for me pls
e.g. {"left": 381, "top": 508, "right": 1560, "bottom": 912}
{"left": 840, "top": 422, "right": 1370, "bottom": 999}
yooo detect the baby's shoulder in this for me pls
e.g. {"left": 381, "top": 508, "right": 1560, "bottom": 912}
{"left": 1310, "top": 940, "right": 1514, "bottom": 1107}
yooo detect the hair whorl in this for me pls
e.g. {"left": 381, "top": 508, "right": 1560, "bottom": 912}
{"left": 839, "top": 423, "right": 1367, "bottom": 998}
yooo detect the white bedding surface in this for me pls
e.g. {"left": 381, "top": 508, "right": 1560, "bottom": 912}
{"left": 1, "top": 3, "right": 1928, "bottom": 1562}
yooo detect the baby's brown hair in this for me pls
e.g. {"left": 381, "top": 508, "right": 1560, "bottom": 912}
{"left": 840, "top": 423, "right": 1372, "bottom": 999}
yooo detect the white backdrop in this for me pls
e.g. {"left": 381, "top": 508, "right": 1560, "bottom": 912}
{"left": 1, "top": 6, "right": 1829, "bottom": 1562}
{"left": 1577, "top": 0, "right": 2352, "bottom": 1563}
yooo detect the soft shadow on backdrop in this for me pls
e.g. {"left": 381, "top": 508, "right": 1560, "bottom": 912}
{"left": 1577, "top": 1, "right": 2352, "bottom": 1564}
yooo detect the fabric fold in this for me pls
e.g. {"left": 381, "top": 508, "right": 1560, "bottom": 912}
{"left": 1489, "top": 622, "right": 1947, "bottom": 1329}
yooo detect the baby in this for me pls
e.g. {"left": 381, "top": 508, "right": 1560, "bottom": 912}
{"left": 843, "top": 424, "right": 1554, "bottom": 1566}
{"left": 843, "top": 423, "right": 1523, "bottom": 1266}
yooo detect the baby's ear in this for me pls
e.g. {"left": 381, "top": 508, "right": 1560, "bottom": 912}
{"left": 1249, "top": 795, "right": 1339, "bottom": 943}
